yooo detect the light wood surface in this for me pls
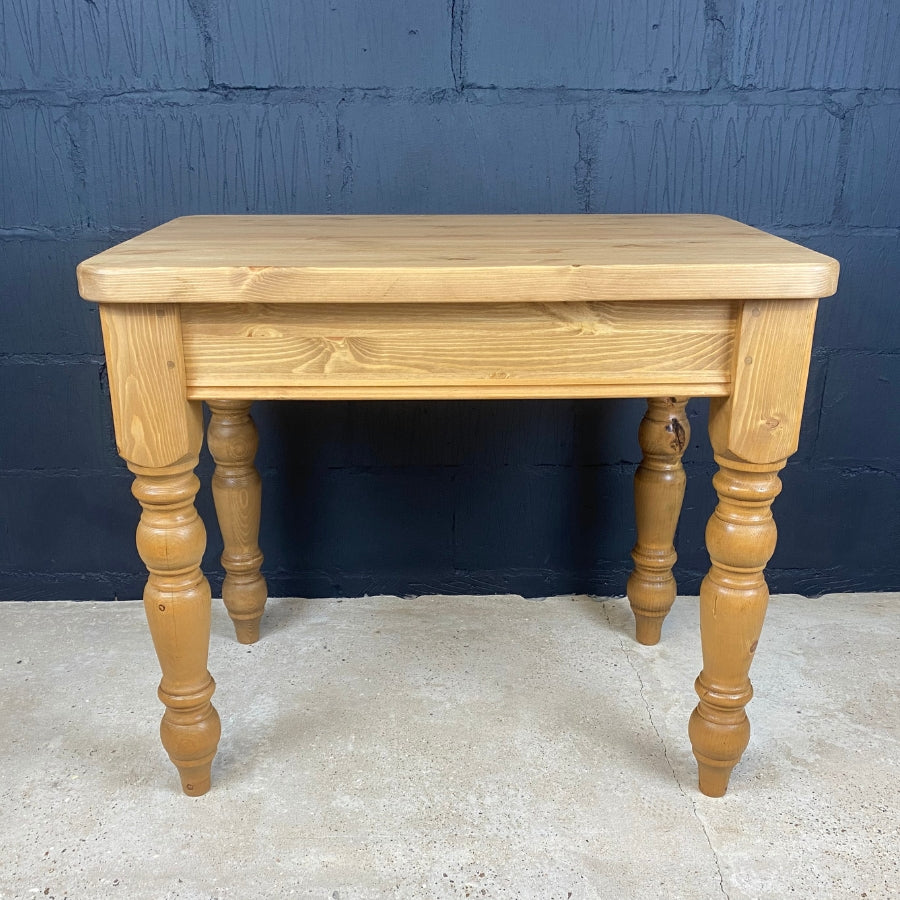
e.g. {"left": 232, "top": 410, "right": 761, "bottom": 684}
{"left": 99, "top": 304, "right": 203, "bottom": 469}
{"left": 207, "top": 400, "right": 268, "bottom": 644}
{"left": 99, "top": 302, "right": 220, "bottom": 794}
{"left": 180, "top": 300, "right": 735, "bottom": 400}
{"left": 77, "top": 214, "right": 838, "bottom": 798}
{"left": 627, "top": 398, "right": 691, "bottom": 646}
{"left": 689, "top": 455, "right": 783, "bottom": 797}
{"left": 711, "top": 298, "right": 819, "bottom": 463}
{"left": 77, "top": 214, "right": 839, "bottom": 305}
{"left": 130, "top": 455, "right": 220, "bottom": 797}
{"left": 688, "top": 296, "right": 819, "bottom": 796}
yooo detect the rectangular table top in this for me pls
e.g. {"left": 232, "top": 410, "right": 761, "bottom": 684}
{"left": 77, "top": 214, "right": 839, "bottom": 306}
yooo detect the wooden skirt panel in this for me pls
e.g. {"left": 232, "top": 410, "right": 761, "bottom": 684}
{"left": 181, "top": 301, "right": 737, "bottom": 400}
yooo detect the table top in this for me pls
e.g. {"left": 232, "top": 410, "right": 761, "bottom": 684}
{"left": 77, "top": 214, "right": 839, "bottom": 305}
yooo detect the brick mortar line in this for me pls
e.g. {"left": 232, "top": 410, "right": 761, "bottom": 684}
{"left": 0, "top": 469, "right": 130, "bottom": 478}
{"left": 1, "top": 86, "right": 899, "bottom": 107}
{"left": 0, "top": 353, "right": 106, "bottom": 364}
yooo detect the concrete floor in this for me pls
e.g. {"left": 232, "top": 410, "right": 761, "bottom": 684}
{"left": 0, "top": 593, "right": 897, "bottom": 900}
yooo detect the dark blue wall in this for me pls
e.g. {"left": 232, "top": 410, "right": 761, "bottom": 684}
{"left": 1, "top": 1, "right": 897, "bottom": 601}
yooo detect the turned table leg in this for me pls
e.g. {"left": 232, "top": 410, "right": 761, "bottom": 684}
{"left": 130, "top": 457, "right": 221, "bottom": 796}
{"left": 688, "top": 454, "right": 782, "bottom": 796}
{"left": 688, "top": 298, "right": 819, "bottom": 796}
{"left": 627, "top": 397, "right": 690, "bottom": 645}
{"left": 100, "top": 303, "right": 223, "bottom": 795}
{"left": 207, "top": 400, "right": 268, "bottom": 644}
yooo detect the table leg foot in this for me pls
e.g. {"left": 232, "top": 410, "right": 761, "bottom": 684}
{"left": 627, "top": 397, "right": 690, "bottom": 645}
{"left": 176, "top": 768, "right": 213, "bottom": 797}
{"left": 695, "top": 758, "right": 736, "bottom": 799}
{"left": 231, "top": 618, "right": 261, "bottom": 646}
{"left": 131, "top": 457, "right": 221, "bottom": 796}
{"left": 207, "top": 400, "right": 268, "bottom": 645}
{"left": 688, "top": 454, "right": 783, "bottom": 796}
{"left": 159, "top": 695, "right": 220, "bottom": 797}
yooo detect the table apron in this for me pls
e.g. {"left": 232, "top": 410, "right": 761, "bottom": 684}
{"left": 179, "top": 300, "right": 736, "bottom": 401}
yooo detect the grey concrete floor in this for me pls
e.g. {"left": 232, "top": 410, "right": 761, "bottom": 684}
{"left": 0, "top": 593, "right": 898, "bottom": 900}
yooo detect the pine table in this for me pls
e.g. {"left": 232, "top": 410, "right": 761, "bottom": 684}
{"left": 77, "top": 214, "right": 839, "bottom": 797}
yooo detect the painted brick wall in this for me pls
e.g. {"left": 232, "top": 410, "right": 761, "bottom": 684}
{"left": 1, "top": 0, "right": 897, "bottom": 600}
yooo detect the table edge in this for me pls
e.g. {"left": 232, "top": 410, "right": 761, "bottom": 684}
{"left": 77, "top": 260, "right": 839, "bottom": 304}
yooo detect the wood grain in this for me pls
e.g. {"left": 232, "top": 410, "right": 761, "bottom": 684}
{"left": 82, "top": 214, "right": 840, "bottom": 798}
{"left": 207, "top": 400, "right": 268, "bottom": 645}
{"left": 180, "top": 300, "right": 736, "bottom": 399}
{"left": 77, "top": 215, "right": 839, "bottom": 305}
{"left": 627, "top": 397, "right": 690, "bottom": 646}
{"left": 689, "top": 454, "right": 784, "bottom": 797}
{"left": 130, "top": 455, "right": 220, "bottom": 797}
{"left": 99, "top": 304, "right": 203, "bottom": 468}
{"left": 711, "top": 298, "right": 819, "bottom": 463}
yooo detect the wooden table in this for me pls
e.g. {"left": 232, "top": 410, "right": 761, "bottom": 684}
{"left": 77, "top": 215, "right": 838, "bottom": 798}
